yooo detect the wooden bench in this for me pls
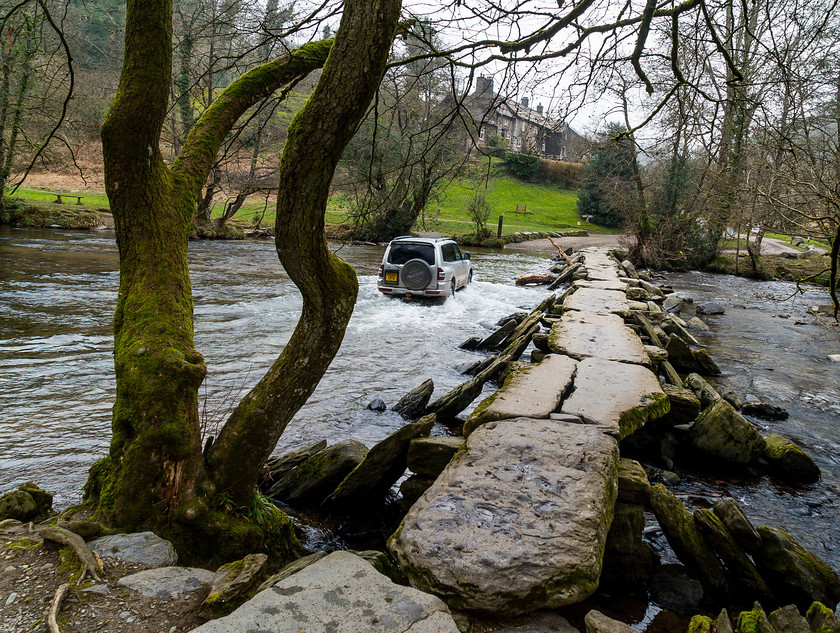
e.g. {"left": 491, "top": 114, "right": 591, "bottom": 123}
{"left": 47, "top": 192, "right": 84, "bottom": 204}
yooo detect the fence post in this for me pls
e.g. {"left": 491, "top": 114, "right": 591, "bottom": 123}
{"left": 497, "top": 215, "right": 504, "bottom": 239}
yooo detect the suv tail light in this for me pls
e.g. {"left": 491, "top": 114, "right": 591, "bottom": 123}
{"left": 378, "top": 264, "right": 384, "bottom": 278}
{"left": 437, "top": 267, "right": 445, "bottom": 281}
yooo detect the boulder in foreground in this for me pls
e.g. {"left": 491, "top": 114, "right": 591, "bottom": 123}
{"left": 192, "top": 551, "right": 460, "bottom": 633}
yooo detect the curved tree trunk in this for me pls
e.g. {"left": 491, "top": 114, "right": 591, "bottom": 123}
{"left": 93, "top": 0, "right": 337, "bottom": 544}
{"left": 206, "top": 0, "right": 403, "bottom": 504}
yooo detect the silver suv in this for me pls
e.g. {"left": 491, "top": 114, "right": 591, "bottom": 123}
{"left": 377, "top": 237, "right": 473, "bottom": 300}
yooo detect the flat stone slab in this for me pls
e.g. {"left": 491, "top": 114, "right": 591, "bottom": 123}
{"left": 560, "top": 358, "right": 669, "bottom": 439}
{"left": 573, "top": 279, "right": 628, "bottom": 292}
{"left": 563, "top": 288, "right": 629, "bottom": 317}
{"left": 389, "top": 418, "right": 619, "bottom": 615}
{"left": 464, "top": 354, "right": 577, "bottom": 435}
{"left": 88, "top": 532, "right": 177, "bottom": 567}
{"left": 117, "top": 566, "right": 214, "bottom": 599}
{"left": 192, "top": 551, "right": 459, "bottom": 633}
{"left": 549, "top": 311, "right": 649, "bottom": 366}
{"left": 580, "top": 250, "right": 622, "bottom": 282}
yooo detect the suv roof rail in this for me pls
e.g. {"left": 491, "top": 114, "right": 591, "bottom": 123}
{"left": 392, "top": 236, "right": 415, "bottom": 240}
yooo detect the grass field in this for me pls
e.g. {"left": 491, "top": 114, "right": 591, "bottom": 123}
{"left": 15, "top": 187, "right": 111, "bottom": 213}
{"left": 12, "top": 175, "right": 610, "bottom": 235}
{"left": 417, "top": 175, "right": 612, "bottom": 235}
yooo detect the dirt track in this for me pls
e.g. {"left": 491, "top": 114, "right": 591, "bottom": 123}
{"left": 503, "top": 233, "right": 627, "bottom": 254}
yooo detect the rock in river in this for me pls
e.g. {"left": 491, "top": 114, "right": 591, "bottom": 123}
{"left": 753, "top": 526, "right": 840, "bottom": 610}
{"left": 690, "top": 399, "right": 766, "bottom": 465}
{"left": 267, "top": 439, "right": 368, "bottom": 506}
{"left": 392, "top": 379, "right": 435, "bottom": 420}
{"left": 325, "top": 415, "right": 435, "bottom": 508}
{"left": 389, "top": 417, "right": 619, "bottom": 615}
{"left": 761, "top": 433, "right": 820, "bottom": 483}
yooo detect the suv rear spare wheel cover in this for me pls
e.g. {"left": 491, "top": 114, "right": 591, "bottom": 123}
{"left": 401, "top": 259, "right": 433, "bottom": 290}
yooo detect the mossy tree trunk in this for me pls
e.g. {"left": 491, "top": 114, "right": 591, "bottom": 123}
{"left": 94, "top": 0, "right": 400, "bottom": 549}
{"left": 206, "top": 0, "right": 402, "bottom": 503}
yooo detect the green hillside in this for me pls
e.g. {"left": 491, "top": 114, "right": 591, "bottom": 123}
{"left": 422, "top": 175, "right": 613, "bottom": 235}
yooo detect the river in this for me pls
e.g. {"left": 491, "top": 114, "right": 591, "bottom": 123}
{"left": 1, "top": 225, "right": 839, "bottom": 574}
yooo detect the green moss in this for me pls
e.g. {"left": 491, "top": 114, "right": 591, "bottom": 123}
{"left": 58, "top": 547, "right": 84, "bottom": 583}
{"left": 5, "top": 537, "right": 42, "bottom": 553}
{"left": 688, "top": 616, "right": 714, "bottom": 633}
{"left": 736, "top": 603, "right": 775, "bottom": 633}
{"left": 806, "top": 602, "right": 840, "bottom": 633}
{"left": 618, "top": 391, "right": 670, "bottom": 439}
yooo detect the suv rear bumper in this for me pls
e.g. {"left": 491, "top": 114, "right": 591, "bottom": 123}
{"left": 377, "top": 285, "right": 445, "bottom": 297}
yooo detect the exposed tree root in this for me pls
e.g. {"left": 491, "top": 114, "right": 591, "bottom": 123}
{"left": 48, "top": 582, "right": 70, "bottom": 633}
{"left": 38, "top": 526, "right": 103, "bottom": 582}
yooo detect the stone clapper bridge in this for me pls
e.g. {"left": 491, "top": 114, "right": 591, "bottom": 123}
{"left": 388, "top": 246, "right": 670, "bottom": 614}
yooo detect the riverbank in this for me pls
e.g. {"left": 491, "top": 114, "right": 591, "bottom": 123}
{"left": 3, "top": 244, "right": 838, "bottom": 633}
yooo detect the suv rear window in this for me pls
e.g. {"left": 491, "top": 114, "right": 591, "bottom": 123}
{"left": 388, "top": 243, "right": 435, "bottom": 265}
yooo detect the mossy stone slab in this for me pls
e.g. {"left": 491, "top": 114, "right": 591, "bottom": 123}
{"left": 560, "top": 357, "right": 669, "bottom": 439}
{"left": 464, "top": 354, "right": 577, "bottom": 435}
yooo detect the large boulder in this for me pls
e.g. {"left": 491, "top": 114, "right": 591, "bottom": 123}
{"left": 649, "top": 484, "right": 728, "bottom": 594}
{"left": 392, "top": 379, "right": 435, "bottom": 420}
{"left": 192, "top": 552, "right": 460, "bottom": 633}
{"left": 762, "top": 434, "right": 820, "bottom": 483}
{"left": 88, "top": 532, "right": 177, "bottom": 567}
{"left": 768, "top": 605, "right": 810, "bottom": 633}
{"left": 753, "top": 526, "right": 840, "bottom": 610}
{"left": 267, "top": 440, "right": 368, "bottom": 506}
{"left": 666, "top": 335, "right": 721, "bottom": 375}
{"left": 389, "top": 418, "right": 619, "bottom": 614}
{"left": 806, "top": 602, "right": 840, "bottom": 633}
{"left": 690, "top": 399, "right": 766, "bottom": 465}
{"left": 696, "top": 302, "right": 725, "bottom": 315}
{"left": 325, "top": 415, "right": 435, "bottom": 508}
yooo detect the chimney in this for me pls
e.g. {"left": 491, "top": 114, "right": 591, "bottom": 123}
{"left": 521, "top": 97, "right": 529, "bottom": 108}
{"left": 536, "top": 104, "right": 544, "bottom": 115}
{"left": 476, "top": 76, "right": 494, "bottom": 96}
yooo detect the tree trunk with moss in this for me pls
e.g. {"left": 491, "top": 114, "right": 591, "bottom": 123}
{"left": 90, "top": 0, "right": 401, "bottom": 557}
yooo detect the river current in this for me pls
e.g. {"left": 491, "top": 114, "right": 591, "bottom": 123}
{"left": 1, "top": 226, "right": 839, "bottom": 575}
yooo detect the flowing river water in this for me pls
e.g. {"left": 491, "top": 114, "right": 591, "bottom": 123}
{"left": 2, "top": 225, "right": 840, "bottom": 617}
